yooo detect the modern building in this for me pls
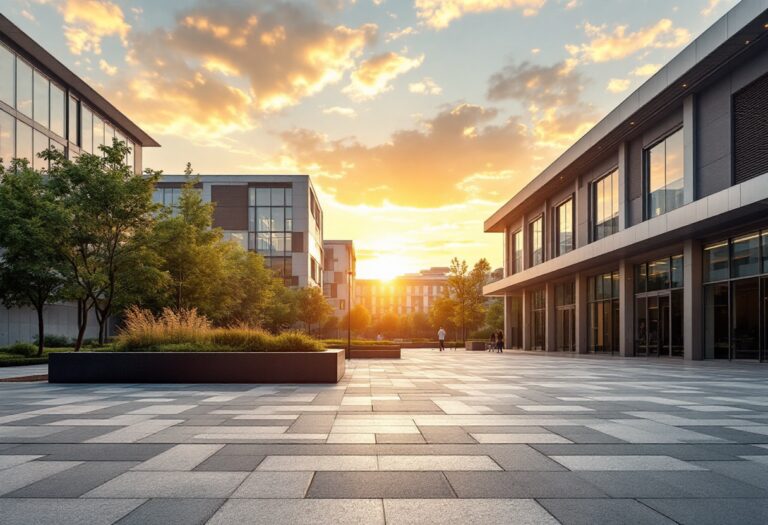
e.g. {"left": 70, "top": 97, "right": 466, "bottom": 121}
{"left": 0, "top": 14, "right": 159, "bottom": 345}
{"left": 356, "top": 267, "right": 449, "bottom": 319}
{"left": 156, "top": 175, "right": 324, "bottom": 288}
{"left": 484, "top": 1, "right": 768, "bottom": 363}
{"left": 323, "top": 240, "right": 356, "bottom": 318}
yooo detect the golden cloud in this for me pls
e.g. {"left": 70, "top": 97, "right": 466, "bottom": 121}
{"left": 632, "top": 63, "right": 662, "bottom": 77}
{"left": 409, "top": 77, "right": 442, "bottom": 95}
{"left": 60, "top": 0, "right": 131, "bottom": 55}
{"left": 606, "top": 77, "right": 630, "bottom": 93}
{"left": 566, "top": 19, "right": 690, "bottom": 64}
{"left": 415, "top": 0, "right": 547, "bottom": 29}
{"left": 344, "top": 52, "right": 424, "bottom": 100}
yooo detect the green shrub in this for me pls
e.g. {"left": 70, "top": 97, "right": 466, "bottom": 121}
{"left": 4, "top": 343, "right": 36, "bottom": 357}
{"left": 33, "top": 334, "right": 72, "bottom": 348}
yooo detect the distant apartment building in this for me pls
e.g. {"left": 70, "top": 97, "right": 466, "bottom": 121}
{"left": 323, "top": 240, "right": 355, "bottom": 318}
{"left": 0, "top": 15, "right": 159, "bottom": 345}
{"left": 484, "top": 2, "right": 768, "bottom": 362}
{"left": 156, "top": 175, "right": 324, "bottom": 288}
{"left": 356, "top": 267, "right": 449, "bottom": 318}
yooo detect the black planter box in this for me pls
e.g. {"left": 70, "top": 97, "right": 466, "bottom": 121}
{"left": 48, "top": 350, "right": 345, "bottom": 384}
{"left": 347, "top": 345, "right": 401, "bottom": 359}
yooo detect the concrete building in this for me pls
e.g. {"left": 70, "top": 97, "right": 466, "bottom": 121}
{"left": 323, "top": 240, "right": 356, "bottom": 318}
{"left": 484, "top": 1, "right": 768, "bottom": 362}
{"left": 356, "top": 267, "right": 449, "bottom": 319}
{"left": 0, "top": 14, "right": 159, "bottom": 345}
{"left": 156, "top": 175, "right": 324, "bottom": 288}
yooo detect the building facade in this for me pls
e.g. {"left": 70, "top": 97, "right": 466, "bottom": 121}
{"left": 356, "top": 267, "right": 449, "bottom": 319}
{"left": 156, "top": 175, "right": 324, "bottom": 288}
{"left": 323, "top": 240, "right": 356, "bottom": 318}
{"left": 484, "top": 1, "right": 768, "bottom": 362}
{"left": 0, "top": 15, "right": 158, "bottom": 345}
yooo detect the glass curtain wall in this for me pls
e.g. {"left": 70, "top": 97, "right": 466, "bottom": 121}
{"left": 531, "top": 288, "right": 546, "bottom": 350}
{"left": 587, "top": 271, "right": 619, "bottom": 354}
{"left": 634, "top": 255, "right": 684, "bottom": 357}
{"left": 249, "top": 186, "right": 293, "bottom": 281}
{"left": 555, "top": 281, "right": 575, "bottom": 352}
{"left": 592, "top": 170, "right": 619, "bottom": 241}
{"left": 555, "top": 198, "right": 574, "bottom": 256}
{"left": 645, "top": 128, "right": 684, "bottom": 218}
{"left": 529, "top": 217, "right": 543, "bottom": 267}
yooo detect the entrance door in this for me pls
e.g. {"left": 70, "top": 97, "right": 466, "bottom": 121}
{"left": 732, "top": 278, "right": 760, "bottom": 360}
{"left": 647, "top": 296, "right": 659, "bottom": 356}
{"left": 556, "top": 307, "right": 575, "bottom": 352}
{"left": 658, "top": 294, "right": 671, "bottom": 357}
{"left": 762, "top": 278, "right": 768, "bottom": 363}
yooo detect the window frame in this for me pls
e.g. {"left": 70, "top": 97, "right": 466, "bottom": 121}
{"left": 554, "top": 195, "right": 575, "bottom": 257}
{"left": 529, "top": 215, "right": 544, "bottom": 267}
{"left": 643, "top": 126, "right": 684, "bottom": 220}
{"left": 590, "top": 168, "right": 619, "bottom": 242}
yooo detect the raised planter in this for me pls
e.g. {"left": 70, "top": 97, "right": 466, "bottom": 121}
{"left": 48, "top": 350, "right": 345, "bottom": 384}
{"left": 465, "top": 340, "right": 487, "bottom": 351}
{"left": 347, "top": 345, "right": 401, "bottom": 359}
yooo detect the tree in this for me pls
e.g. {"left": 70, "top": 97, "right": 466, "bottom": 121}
{"left": 411, "top": 311, "right": 432, "bottom": 339}
{"left": 445, "top": 257, "right": 491, "bottom": 342}
{"left": 485, "top": 299, "right": 504, "bottom": 332}
{"left": 219, "top": 248, "right": 277, "bottom": 327}
{"left": 296, "top": 286, "right": 333, "bottom": 334}
{"left": 342, "top": 304, "right": 371, "bottom": 336}
{"left": 429, "top": 293, "right": 457, "bottom": 337}
{"left": 46, "top": 141, "right": 161, "bottom": 347}
{"left": 321, "top": 315, "right": 339, "bottom": 339}
{"left": 0, "top": 160, "right": 68, "bottom": 356}
{"left": 263, "top": 282, "right": 298, "bottom": 333}
{"left": 376, "top": 311, "right": 399, "bottom": 338}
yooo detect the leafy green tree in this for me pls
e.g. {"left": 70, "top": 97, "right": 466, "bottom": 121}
{"left": 429, "top": 293, "right": 457, "bottom": 336}
{"left": 411, "top": 311, "right": 432, "bottom": 338}
{"left": 376, "top": 311, "right": 399, "bottom": 338}
{"left": 485, "top": 299, "right": 504, "bottom": 332}
{"left": 263, "top": 282, "right": 298, "bottom": 333}
{"left": 342, "top": 303, "right": 371, "bottom": 336}
{"left": 0, "top": 160, "right": 68, "bottom": 356}
{"left": 221, "top": 248, "right": 278, "bottom": 326}
{"left": 296, "top": 286, "right": 333, "bottom": 334}
{"left": 321, "top": 315, "right": 339, "bottom": 339}
{"left": 446, "top": 257, "right": 491, "bottom": 342}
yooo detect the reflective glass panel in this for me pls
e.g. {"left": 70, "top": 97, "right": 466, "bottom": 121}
{"left": 16, "top": 59, "right": 32, "bottom": 117}
{"left": 0, "top": 44, "right": 13, "bottom": 106}
{"left": 81, "top": 106, "right": 92, "bottom": 153}
{"left": 731, "top": 233, "right": 760, "bottom": 278}
{"left": 68, "top": 96, "right": 78, "bottom": 144}
{"left": 15, "top": 119, "right": 32, "bottom": 163}
{"left": 33, "top": 129, "right": 48, "bottom": 169}
{"left": 50, "top": 83, "right": 65, "bottom": 138}
{"left": 0, "top": 110, "right": 14, "bottom": 167}
{"left": 33, "top": 70, "right": 48, "bottom": 127}
{"left": 704, "top": 242, "right": 729, "bottom": 282}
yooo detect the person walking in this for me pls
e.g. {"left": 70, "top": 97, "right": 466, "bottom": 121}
{"left": 488, "top": 332, "right": 496, "bottom": 352}
{"left": 437, "top": 327, "right": 446, "bottom": 351}
{"left": 496, "top": 330, "right": 504, "bottom": 353}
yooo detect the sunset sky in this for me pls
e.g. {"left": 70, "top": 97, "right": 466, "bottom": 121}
{"left": 3, "top": 0, "right": 737, "bottom": 279}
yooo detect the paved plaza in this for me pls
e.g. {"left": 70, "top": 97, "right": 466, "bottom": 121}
{"left": 0, "top": 351, "right": 767, "bottom": 524}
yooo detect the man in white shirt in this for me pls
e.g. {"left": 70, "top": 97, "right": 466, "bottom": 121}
{"left": 437, "top": 327, "right": 446, "bottom": 351}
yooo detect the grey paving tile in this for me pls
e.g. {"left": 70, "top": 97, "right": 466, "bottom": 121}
{"left": 486, "top": 445, "right": 567, "bottom": 471}
{"left": 5, "top": 461, "right": 137, "bottom": 498}
{"left": 83, "top": 471, "right": 248, "bottom": 498}
{"left": 538, "top": 498, "right": 676, "bottom": 525}
{"left": 419, "top": 426, "right": 476, "bottom": 443}
{"left": 551, "top": 455, "right": 704, "bottom": 471}
{"left": 531, "top": 443, "right": 753, "bottom": 461}
{"left": 116, "top": 498, "right": 225, "bottom": 525}
{"left": 383, "top": 498, "right": 559, "bottom": 524}
{"left": 575, "top": 470, "right": 768, "bottom": 498}
{"left": 693, "top": 460, "right": 768, "bottom": 490}
{"left": 288, "top": 414, "right": 335, "bottom": 434}
{"left": 4, "top": 443, "right": 173, "bottom": 461}
{"left": 445, "top": 471, "right": 608, "bottom": 498}
{"left": 194, "top": 454, "right": 265, "bottom": 471}
{"left": 207, "top": 498, "right": 385, "bottom": 525}
{"left": 376, "top": 433, "right": 426, "bottom": 444}
{"left": 232, "top": 471, "right": 313, "bottom": 498}
{"left": 0, "top": 498, "right": 145, "bottom": 525}
{"left": 641, "top": 498, "right": 768, "bottom": 525}
{"left": 308, "top": 472, "right": 455, "bottom": 498}
{"left": 0, "top": 461, "right": 81, "bottom": 495}
{"left": 132, "top": 444, "right": 223, "bottom": 471}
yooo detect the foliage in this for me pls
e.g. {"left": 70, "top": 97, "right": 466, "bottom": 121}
{"left": 262, "top": 284, "right": 299, "bottom": 333}
{"left": 321, "top": 315, "right": 339, "bottom": 339}
{"left": 33, "top": 334, "right": 72, "bottom": 348}
{"left": 115, "top": 307, "right": 324, "bottom": 352}
{"left": 485, "top": 299, "right": 504, "bottom": 332}
{"left": 445, "top": 257, "right": 491, "bottom": 342}
{"left": 342, "top": 304, "right": 372, "bottom": 335}
{"left": 296, "top": 287, "right": 333, "bottom": 334}
{"left": 429, "top": 294, "right": 458, "bottom": 333}
{"left": 4, "top": 343, "right": 37, "bottom": 357}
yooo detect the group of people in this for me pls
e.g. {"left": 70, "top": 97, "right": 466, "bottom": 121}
{"left": 436, "top": 327, "right": 504, "bottom": 353}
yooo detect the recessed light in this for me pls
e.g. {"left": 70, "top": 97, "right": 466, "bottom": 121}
{"left": 682, "top": 83, "right": 688, "bottom": 88}
{"left": 629, "top": 121, "right": 635, "bottom": 126}
{"left": 746, "top": 39, "right": 751, "bottom": 44}
{"left": 764, "top": 23, "right": 768, "bottom": 28}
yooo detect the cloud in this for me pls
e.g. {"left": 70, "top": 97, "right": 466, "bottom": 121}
{"left": 386, "top": 26, "right": 417, "bottom": 41}
{"left": 98, "top": 58, "right": 117, "bottom": 76}
{"left": 566, "top": 19, "right": 690, "bottom": 64}
{"left": 60, "top": 0, "right": 131, "bottom": 55}
{"left": 415, "top": 0, "right": 547, "bottom": 29}
{"left": 107, "top": 1, "right": 377, "bottom": 137}
{"left": 344, "top": 51, "right": 424, "bottom": 100}
{"left": 701, "top": 0, "right": 722, "bottom": 16}
{"left": 632, "top": 63, "right": 662, "bottom": 77}
{"left": 323, "top": 106, "right": 358, "bottom": 117}
{"left": 278, "top": 103, "right": 539, "bottom": 207}
{"left": 606, "top": 77, "right": 630, "bottom": 93}
{"left": 409, "top": 77, "right": 442, "bottom": 95}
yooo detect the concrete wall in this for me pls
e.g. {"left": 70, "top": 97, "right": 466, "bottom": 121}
{"left": 0, "top": 304, "right": 100, "bottom": 346}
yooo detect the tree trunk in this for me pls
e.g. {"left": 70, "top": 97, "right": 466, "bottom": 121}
{"left": 74, "top": 298, "right": 91, "bottom": 352}
{"left": 95, "top": 307, "right": 108, "bottom": 345}
{"left": 35, "top": 305, "right": 45, "bottom": 357}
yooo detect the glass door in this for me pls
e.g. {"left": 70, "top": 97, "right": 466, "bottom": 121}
{"left": 732, "top": 278, "right": 760, "bottom": 360}
{"left": 762, "top": 278, "right": 768, "bottom": 363}
{"left": 556, "top": 307, "right": 575, "bottom": 352}
{"left": 658, "top": 294, "right": 671, "bottom": 357}
{"left": 647, "top": 296, "right": 659, "bottom": 356}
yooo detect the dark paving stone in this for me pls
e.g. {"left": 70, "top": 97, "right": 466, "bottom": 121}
{"left": 116, "top": 498, "right": 225, "bottom": 525}
{"left": 6, "top": 443, "right": 173, "bottom": 461}
{"left": 372, "top": 401, "right": 441, "bottom": 412}
{"left": 543, "top": 426, "right": 627, "bottom": 444}
{"left": 307, "top": 472, "right": 455, "bottom": 498}
{"left": 530, "top": 443, "right": 745, "bottom": 461}
{"left": 445, "top": 471, "right": 607, "bottom": 498}
{"left": 683, "top": 426, "right": 768, "bottom": 443}
{"left": 419, "top": 426, "right": 476, "bottom": 444}
{"left": 640, "top": 498, "right": 768, "bottom": 525}
{"left": 539, "top": 498, "right": 676, "bottom": 525}
{"left": 193, "top": 454, "right": 265, "bottom": 471}
{"left": 5, "top": 461, "right": 137, "bottom": 498}
{"left": 4, "top": 426, "right": 122, "bottom": 444}
{"left": 694, "top": 460, "right": 768, "bottom": 490}
{"left": 375, "top": 433, "right": 425, "bottom": 444}
{"left": 218, "top": 419, "right": 289, "bottom": 427}
{"left": 485, "top": 445, "right": 567, "bottom": 471}
{"left": 288, "top": 414, "right": 335, "bottom": 434}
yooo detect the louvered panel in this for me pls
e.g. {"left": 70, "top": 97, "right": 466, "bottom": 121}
{"left": 734, "top": 73, "right": 768, "bottom": 184}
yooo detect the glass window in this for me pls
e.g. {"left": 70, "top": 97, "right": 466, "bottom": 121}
{"left": 68, "top": 96, "right": 79, "bottom": 145}
{"left": 635, "top": 263, "right": 647, "bottom": 293}
{"left": 81, "top": 106, "right": 92, "bottom": 153}
{"left": 50, "top": 84, "right": 65, "bottom": 138}
{"left": 671, "top": 255, "right": 684, "bottom": 288}
{"left": 33, "top": 70, "right": 49, "bottom": 128}
{"left": 105, "top": 123, "right": 115, "bottom": 147}
{"left": 646, "top": 128, "right": 684, "bottom": 218}
{"left": 731, "top": 232, "right": 760, "bottom": 278}
{"left": 256, "top": 187, "right": 270, "bottom": 206}
{"left": 763, "top": 232, "right": 768, "bottom": 274}
{"left": 555, "top": 198, "right": 573, "bottom": 256}
{"left": 33, "top": 130, "right": 48, "bottom": 169}
{"left": 647, "top": 257, "right": 670, "bottom": 291}
{"left": 592, "top": 170, "right": 619, "bottom": 241}
{"left": 16, "top": 120, "right": 32, "bottom": 163}
{"left": 16, "top": 59, "right": 32, "bottom": 117}
{"left": 271, "top": 207, "right": 284, "bottom": 231}
{"left": 256, "top": 208, "right": 270, "bottom": 231}
{"left": 0, "top": 110, "right": 14, "bottom": 167}
{"left": 704, "top": 241, "right": 729, "bottom": 282}
{"left": 285, "top": 188, "right": 292, "bottom": 206}
{"left": 126, "top": 141, "right": 134, "bottom": 170}
{"left": 271, "top": 187, "right": 284, "bottom": 206}
{"left": 0, "top": 44, "right": 13, "bottom": 107}
{"left": 512, "top": 230, "right": 523, "bottom": 274}
{"left": 704, "top": 283, "right": 730, "bottom": 359}
{"left": 93, "top": 115, "right": 104, "bottom": 153}
{"left": 285, "top": 207, "right": 293, "bottom": 231}
{"left": 529, "top": 216, "right": 543, "bottom": 266}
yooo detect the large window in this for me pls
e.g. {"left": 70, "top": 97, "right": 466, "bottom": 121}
{"left": 634, "top": 255, "right": 684, "bottom": 357}
{"left": 68, "top": 96, "right": 79, "bottom": 145}
{"left": 555, "top": 198, "right": 574, "bottom": 256}
{"left": 555, "top": 281, "right": 575, "bottom": 352}
{"left": 50, "top": 84, "right": 65, "bottom": 138}
{"left": 529, "top": 216, "right": 543, "bottom": 267}
{"left": 249, "top": 186, "right": 293, "bottom": 280}
{"left": 81, "top": 106, "right": 93, "bottom": 154}
{"left": 16, "top": 59, "right": 32, "bottom": 118}
{"left": 33, "top": 70, "right": 48, "bottom": 128}
{"left": 153, "top": 187, "right": 183, "bottom": 211}
{"left": 591, "top": 169, "right": 619, "bottom": 241}
{"left": 511, "top": 230, "right": 523, "bottom": 274}
{"left": 645, "top": 128, "right": 684, "bottom": 218}
{"left": 16, "top": 120, "right": 32, "bottom": 162}
{"left": 0, "top": 44, "right": 14, "bottom": 107}
{"left": 0, "top": 110, "right": 13, "bottom": 167}
{"left": 588, "top": 271, "right": 619, "bottom": 354}
{"left": 531, "top": 288, "right": 546, "bottom": 351}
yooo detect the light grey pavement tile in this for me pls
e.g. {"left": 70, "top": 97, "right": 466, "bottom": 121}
{"left": 193, "top": 454, "right": 265, "bottom": 471}
{"left": 538, "top": 498, "right": 676, "bottom": 525}
{"left": 0, "top": 460, "right": 80, "bottom": 495}
{"left": 85, "top": 420, "right": 183, "bottom": 443}
{"left": 3, "top": 443, "right": 173, "bottom": 461}
{"left": 378, "top": 455, "right": 501, "bottom": 471}
{"left": 0, "top": 454, "right": 42, "bottom": 470}
{"left": 288, "top": 414, "right": 335, "bottom": 434}
{"left": 530, "top": 443, "right": 745, "bottom": 461}
{"left": 375, "top": 433, "right": 426, "bottom": 444}
{"left": 471, "top": 433, "right": 572, "bottom": 444}
{"left": 307, "top": 471, "right": 455, "bottom": 498}
{"left": 129, "top": 405, "right": 196, "bottom": 415}
{"left": 132, "top": 444, "right": 223, "bottom": 471}
{"left": 0, "top": 426, "right": 64, "bottom": 438}
{"left": 83, "top": 471, "right": 248, "bottom": 498}
{"left": 116, "top": 498, "right": 225, "bottom": 525}
{"left": 640, "top": 498, "right": 768, "bottom": 525}
{"left": 207, "top": 498, "right": 385, "bottom": 525}
{"left": 6, "top": 461, "right": 137, "bottom": 498}
{"left": 383, "top": 498, "right": 559, "bottom": 525}
{"left": 551, "top": 455, "right": 705, "bottom": 471}
{"left": 445, "top": 471, "right": 608, "bottom": 498}
{"left": 0, "top": 498, "right": 145, "bottom": 525}
{"left": 232, "top": 471, "right": 314, "bottom": 498}
{"left": 257, "top": 455, "right": 378, "bottom": 471}
{"left": 419, "top": 426, "right": 476, "bottom": 444}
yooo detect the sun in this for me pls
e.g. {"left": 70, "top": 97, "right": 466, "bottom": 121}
{"left": 356, "top": 253, "right": 414, "bottom": 281}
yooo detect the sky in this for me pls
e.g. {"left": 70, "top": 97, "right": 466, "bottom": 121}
{"left": 2, "top": 0, "right": 738, "bottom": 279}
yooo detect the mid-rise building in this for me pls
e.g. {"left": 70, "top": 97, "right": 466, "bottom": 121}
{"left": 0, "top": 15, "right": 159, "bottom": 345}
{"left": 356, "top": 267, "right": 449, "bottom": 318}
{"left": 156, "top": 175, "right": 324, "bottom": 288}
{"left": 484, "top": 1, "right": 768, "bottom": 362}
{"left": 323, "top": 240, "right": 355, "bottom": 318}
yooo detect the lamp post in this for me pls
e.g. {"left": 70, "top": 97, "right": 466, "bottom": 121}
{"left": 346, "top": 270, "right": 354, "bottom": 360}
